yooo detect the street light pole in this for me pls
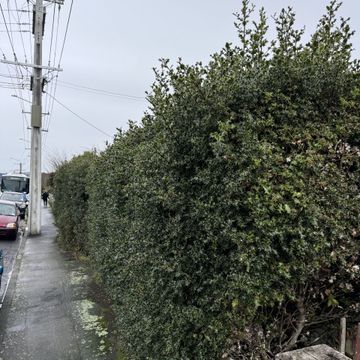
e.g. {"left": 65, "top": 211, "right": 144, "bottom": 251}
{"left": 29, "top": 0, "right": 44, "bottom": 235}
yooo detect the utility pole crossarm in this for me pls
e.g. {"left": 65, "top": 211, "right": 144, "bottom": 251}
{"left": 0, "top": 59, "right": 62, "bottom": 71}
{"left": 44, "top": 0, "right": 64, "bottom": 4}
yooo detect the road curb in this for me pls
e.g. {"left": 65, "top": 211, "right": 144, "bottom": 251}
{"left": 0, "top": 224, "right": 28, "bottom": 310}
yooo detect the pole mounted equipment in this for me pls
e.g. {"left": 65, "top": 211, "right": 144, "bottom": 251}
{"left": 44, "top": 0, "right": 65, "bottom": 4}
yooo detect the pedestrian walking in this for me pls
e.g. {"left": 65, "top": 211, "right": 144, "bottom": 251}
{"left": 42, "top": 191, "right": 49, "bottom": 206}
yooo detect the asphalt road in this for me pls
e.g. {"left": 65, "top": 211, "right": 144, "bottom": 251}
{"left": 0, "top": 220, "right": 26, "bottom": 307}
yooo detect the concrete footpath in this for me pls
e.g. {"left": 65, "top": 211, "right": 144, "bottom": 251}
{"left": 0, "top": 206, "right": 117, "bottom": 360}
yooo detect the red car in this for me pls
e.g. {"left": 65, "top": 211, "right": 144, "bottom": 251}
{"left": 0, "top": 191, "right": 28, "bottom": 219}
{"left": 0, "top": 200, "right": 19, "bottom": 240}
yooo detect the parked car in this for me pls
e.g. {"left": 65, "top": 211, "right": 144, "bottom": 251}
{"left": 0, "top": 200, "right": 20, "bottom": 240}
{"left": 0, "top": 191, "right": 28, "bottom": 219}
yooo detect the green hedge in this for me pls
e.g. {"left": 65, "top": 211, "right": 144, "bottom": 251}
{"left": 52, "top": 151, "right": 96, "bottom": 252}
{"left": 52, "top": 2, "right": 360, "bottom": 358}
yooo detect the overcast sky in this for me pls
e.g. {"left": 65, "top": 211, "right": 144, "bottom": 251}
{"left": 0, "top": 0, "right": 359, "bottom": 173}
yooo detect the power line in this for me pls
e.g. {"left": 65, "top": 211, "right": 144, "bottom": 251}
{"left": 45, "top": 92, "right": 113, "bottom": 138}
{"left": 57, "top": 80, "right": 146, "bottom": 100}
{"left": 47, "top": 2, "right": 56, "bottom": 66}
{"left": 0, "top": 72, "right": 23, "bottom": 78}
{"left": 0, "top": 79, "right": 24, "bottom": 85}
{"left": 43, "top": 2, "right": 58, "bottom": 131}
{"left": 0, "top": 9, "right": 31, "bottom": 13}
{"left": 26, "top": 0, "right": 33, "bottom": 64}
{"left": 58, "top": 0, "right": 72, "bottom": 66}
{"left": 0, "top": 22, "right": 30, "bottom": 25}
{"left": 1, "top": 62, "right": 30, "bottom": 132}
{"left": 43, "top": 0, "right": 70, "bottom": 140}
{"left": 52, "top": 2, "right": 61, "bottom": 66}
{"left": 0, "top": 30, "right": 30, "bottom": 32}
{"left": 14, "top": 0, "right": 32, "bottom": 106}
{"left": 0, "top": 0, "right": 30, "bottom": 114}
{"left": 0, "top": 84, "right": 24, "bottom": 89}
{"left": 43, "top": 3, "right": 61, "bottom": 135}
{"left": 6, "top": 0, "right": 15, "bottom": 54}
{"left": 14, "top": 0, "right": 29, "bottom": 63}
{"left": 0, "top": 2, "right": 17, "bottom": 60}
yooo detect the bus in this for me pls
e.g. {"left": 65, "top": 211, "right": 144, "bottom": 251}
{"left": 0, "top": 173, "right": 30, "bottom": 194}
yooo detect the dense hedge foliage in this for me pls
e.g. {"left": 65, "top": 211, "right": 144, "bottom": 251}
{"left": 52, "top": 151, "right": 95, "bottom": 252}
{"left": 52, "top": 2, "right": 360, "bottom": 358}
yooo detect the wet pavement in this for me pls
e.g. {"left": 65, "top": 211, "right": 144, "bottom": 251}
{"left": 0, "top": 219, "right": 25, "bottom": 306}
{"left": 0, "top": 207, "right": 117, "bottom": 360}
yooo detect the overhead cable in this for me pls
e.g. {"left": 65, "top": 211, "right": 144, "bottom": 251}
{"left": 0, "top": 2, "right": 17, "bottom": 60}
{"left": 57, "top": 80, "right": 146, "bottom": 100}
{"left": 47, "top": 2, "right": 56, "bottom": 66}
{"left": 45, "top": 92, "right": 113, "bottom": 138}
{"left": 58, "top": 0, "right": 73, "bottom": 66}
{"left": 43, "top": 3, "right": 61, "bottom": 134}
{"left": 14, "top": 0, "right": 29, "bottom": 63}
{"left": 26, "top": 0, "right": 33, "bottom": 63}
